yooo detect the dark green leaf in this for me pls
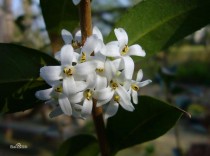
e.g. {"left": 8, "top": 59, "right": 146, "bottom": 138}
{"left": 107, "top": 0, "right": 210, "bottom": 57}
{"left": 40, "top": 0, "right": 79, "bottom": 48}
{"left": 106, "top": 95, "right": 183, "bottom": 154}
{"left": 55, "top": 134, "right": 99, "bottom": 156}
{"left": 0, "top": 43, "right": 59, "bottom": 114}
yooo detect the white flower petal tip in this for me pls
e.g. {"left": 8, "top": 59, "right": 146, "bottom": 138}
{"left": 93, "top": 26, "right": 103, "bottom": 41}
{"left": 61, "top": 29, "right": 73, "bottom": 44}
{"left": 114, "top": 28, "right": 128, "bottom": 47}
{"left": 73, "top": 0, "right": 81, "bottom": 5}
{"left": 128, "top": 45, "right": 146, "bottom": 57}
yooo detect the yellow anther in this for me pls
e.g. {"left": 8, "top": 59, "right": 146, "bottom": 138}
{"left": 96, "top": 68, "right": 104, "bottom": 72}
{"left": 110, "top": 81, "right": 118, "bottom": 90}
{"left": 55, "top": 86, "right": 63, "bottom": 93}
{"left": 80, "top": 52, "right": 86, "bottom": 63}
{"left": 131, "top": 84, "right": 139, "bottom": 91}
{"left": 63, "top": 67, "right": 73, "bottom": 76}
{"left": 121, "top": 45, "right": 129, "bottom": 55}
{"left": 85, "top": 90, "right": 92, "bottom": 100}
{"left": 114, "top": 95, "right": 120, "bottom": 103}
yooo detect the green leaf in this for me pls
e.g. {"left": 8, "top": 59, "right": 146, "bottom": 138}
{"left": 55, "top": 134, "right": 99, "bottom": 156}
{"left": 0, "top": 43, "right": 59, "bottom": 114}
{"left": 40, "top": 0, "right": 79, "bottom": 48}
{"left": 106, "top": 95, "right": 183, "bottom": 154}
{"left": 107, "top": 0, "right": 210, "bottom": 57}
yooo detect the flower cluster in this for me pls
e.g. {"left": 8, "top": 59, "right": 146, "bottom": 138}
{"left": 35, "top": 27, "right": 152, "bottom": 119}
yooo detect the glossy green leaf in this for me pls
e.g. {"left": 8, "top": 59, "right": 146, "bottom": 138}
{"left": 40, "top": 0, "right": 79, "bottom": 46}
{"left": 0, "top": 43, "right": 59, "bottom": 114}
{"left": 55, "top": 134, "right": 99, "bottom": 156}
{"left": 106, "top": 95, "right": 183, "bottom": 154}
{"left": 107, "top": 0, "right": 210, "bottom": 57}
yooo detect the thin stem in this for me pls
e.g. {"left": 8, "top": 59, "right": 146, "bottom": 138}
{"left": 79, "top": 1, "right": 110, "bottom": 155}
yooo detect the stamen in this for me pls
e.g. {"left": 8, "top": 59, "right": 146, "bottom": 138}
{"left": 85, "top": 90, "right": 92, "bottom": 100}
{"left": 80, "top": 52, "right": 86, "bottom": 63}
{"left": 114, "top": 95, "right": 120, "bottom": 103}
{"left": 121, "top": 45, "right": 129, "bottom": 55}
{"left": 63, "top": 67, "right": 73, "bottom": 76}
{"left": 110, "top": 80, "right": 118, "bottom": 90}
{"left": 55, "top": 86, "right": 63, "bottom": 93}
{"left": 96, "top": 68, "right": 104, "bottom": 72}
{"left": 131, "top": 84, "right": 139, "bottom": 91}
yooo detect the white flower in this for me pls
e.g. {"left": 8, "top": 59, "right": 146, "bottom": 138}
{"left": 126, "top": 69, "right": 152, "bottom": 104}
{"left": 35, "top": 82, "right": 73, "bottom": 116}
{"left": 94, "top": 78, "right": 134, "bottom": 119}
{"left": 101, "top": 28, "right": 146, "bottom": 80}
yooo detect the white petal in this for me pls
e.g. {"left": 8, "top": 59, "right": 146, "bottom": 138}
{"left": 131, "top": 90, "right": 138, "bottom": 104}
{"left": 75, "top": 61, "right": 96, "bottom": 75}
{"left": 73, "top": 52, "right": 79, "bottom": 63}
{"left": 127, "top": 44, "right": 146, "bottom": 57}
{"left": 94, "top": 87, "right": 114, "bottom": 101}
{"left": 75, "top": 30, "right": 81, "bottom": 42}
{"left": 137, "top": 79, "right": 152, "bottom": 87}
{"left": 81, "top": 99, "right": 93, "bottom": 118}
{"left": 49, "top": 107, "right": 63, "bottom": 118}
{"left": 101, "top": 44, "right": 120, "bottom": 57}
{"left": 116, "top": 85, "right": 134, "bottom": 111}
{"left": 61, "top": 29, "right": 73, "bottom": 44}
{"left": 114, "top": 28, "right": 128, "bottom": 47}
{"left": 104, "top": 101, "right": 119, "bottom": 119}
{"left": 35, "top": 88, "right": 53, "bottom": 100}
{"left": 63, "top": 76, "right": 77, "bottom": 95}
{"left": 69, "top": 92, "right": 84, "bottom": 104}
{"left": 61, "top": 45, "right": 74, "bottom": 66}
{"left": 122, "top": 56, "right": 134, "bottom": 80}
{"left": 112, "top": 58, "right": 121, "bottom": 70}
{"left": 54, "top": 51, "right": 61, "bottom": 61}
{"left": 40, "top": 66, "right": 62, "bottom": 81}
{"left": 73, "top": 0, "right": 81, "bottom": 5}
{"left": 58, "top": 94, "right": 72, "bottom": 115}
{"left": 86, "top": 73, "right": 96, "bottom": 89}
{"left": 75, "top": 81, "right": 87, "bottom": 92}
{"left": 95, "top": 75, "right": 107, "bottom": 90}
{"left": 105, "top": 60, "right": 117, "bottom": 82}
{"left": 97, "top": 97, "right": 112, "bottom": 107}
{"left": 82, "top": 35, "right": 98, "bottom": 55}
{"left": 136, "top": 69, "right": 143, "bottom": 82}
{"left": 93, "top": 26, "right": 103, "bottom": 41}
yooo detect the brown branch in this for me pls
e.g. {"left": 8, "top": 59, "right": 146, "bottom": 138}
{"left": 79, "top": 0, "right": 92, "bottom": 45}
{"left": 92, "top": 99, "right": 110, "bottom": 156}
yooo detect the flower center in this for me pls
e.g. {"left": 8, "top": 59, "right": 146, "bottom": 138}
{"left": 121, "top": 45, "right": 129, "bottom": 55}
{"left": 80, "top": 52, "right": 86, "bottom": 63}
{"left": 131, "top": 84, "right": 139, "bottom": 91}
{"left": 96, "top": 68, "right": 104, "bottom": 72}
{"left": 54, "top": 86, "right": 63, "bottom": 93}
{"left": 114, "top": 95, "right": 120, "bottom": 103}
{"left": 63, "top": 67, "right": 74, "bottom": 76}
{"left": 110, "top": 80, "right": 118, "bottom": 90}
{"left": 84, "top": 89, "right": 92, "bottom": 100}
{"left": 72, "top": 40, "right": 80, "bottom": 49}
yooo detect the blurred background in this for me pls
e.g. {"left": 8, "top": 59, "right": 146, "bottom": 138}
{"left": 0, "top": 0, "right": 210, "bottom": 156}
